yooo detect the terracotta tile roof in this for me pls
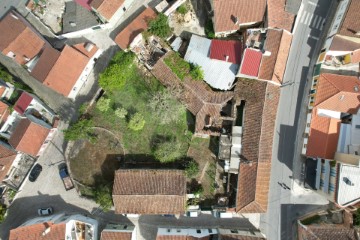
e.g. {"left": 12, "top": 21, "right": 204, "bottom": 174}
{"left": 8, "top": 118, "right": 51, "bottom": 156}
{"left": 351, "top": 49, "right": 360, "bottom": 63}
{"left": 338, "top": 0, "right": 360, "bottom": 38}
{"left": 267, "top": 0, "right": 295, "bottom": 32}
{"left": 72, "top": 42, "right": 98, "bottom": 58}
{"left": 209, "top": 40, "right": 243, "bottom": 64}
{"left": 151, "top": 53, "right": 233, "bottom": 136}
{"left": 258, "top": 29, "right": 283, "bottom": 81}
{"left": 306, "top": 108, "right": 341, "bottom": 159}
{"left": 114, "top": 8, "right": 157, "bottom": 49}
{"left": 43, "top": 45, "right": 90, "bottom": 96}
{"left": 101, "top": 231, "right": 132, "bottom": 240}
{"left": 234, "top": 79, "right": 280, "bottom": 213}
{"left": 0, "top": 142, "right": 17, "bottom": 158}
{"left": 14, "top": 91, "right": 33, "bottom": 115}
{"left": 157, "top": 236, "right": 210, "bottom": 240}
{"left": 112, "top": 169, "right": 187, "bottom": 214}
{"left": 239, "top": 48, "right": 262, "bottom": 77}
{"left": 0, "top": 11, "right": 26, "bottom": 51}
{"left": 0, "top": 155, "right": 16, "bottom": 182}
{"left": 30, "top": 46, "right": 61, "bottom": 83}
{"left": 91, "top": 0, "right": 125, "bottom": 21}
{"left": 9, "top": 222, "right": 66, "bottom": 240}
{"left": 314, "top": 74, "right": 360, "bottom": 112}
{"left": 0, "top": 101, "right": 10, "bottom": 127}
{"left": 329, "top": 35, "right": 360, "bottom": 52}
{"left": 298, "top": 224, "right": 359, "bottom": 240}
{"left": 220, "top": 235, "right": 265, "bottom": 240}
{"left": 212, "top": 0, "right": 266, "bottom": 33}
{"left": 0, "top": 85, "right": 6, "bottom": 98}
{"left": 272, "top": 30, "right": 292, "bottom": 84}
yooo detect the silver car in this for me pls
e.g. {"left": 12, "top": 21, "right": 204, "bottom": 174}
{"left": 38, "top": 207, "right": 53, "bottom": 216}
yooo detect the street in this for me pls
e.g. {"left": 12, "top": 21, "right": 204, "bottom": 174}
{"left": 260, "top": 0, "right": 336, "bottom": 239}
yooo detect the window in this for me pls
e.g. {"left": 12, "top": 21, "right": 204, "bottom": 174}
{"left": 355, "top": 125, "right": 360, "bottom": 129}
{"left": 307, "top": 123, "right": 311, "bottom": 127}
{"left": 303, "top": 144, "right": 307, "bottom": 148}
{"left": 167, "top": 229, "right": 171, "bottom": 233}
{"left": 208, "top": 229, "right": 213, "bottom": 233}
{"left": 176, "top": 229, "right": 181, "bottom": 233}
{"left": 355, "top": 151, "right": 359, "bottom": 156}
{"left": 329, "top": 183, "right": 335, "bottom": 192}
{"left": 230, "top": 230, "right": 239, "bottom": 233}
{"left": 196, "top": 230, "right": 201, "bottom": 234}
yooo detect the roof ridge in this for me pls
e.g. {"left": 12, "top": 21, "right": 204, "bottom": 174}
{"left": 322, "top": 73, "right": 343, "bottom": 92}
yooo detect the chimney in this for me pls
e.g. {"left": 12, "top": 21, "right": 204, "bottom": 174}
{"left": 225, "top": 55, "right": 229, "bottom": 62}
{"left": 42, "top": 227, "right": 51, "bottom": 236}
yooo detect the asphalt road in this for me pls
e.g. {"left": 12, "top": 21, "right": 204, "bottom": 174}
{"left": 260, "top": 0, "right": 336, "bottom": 239}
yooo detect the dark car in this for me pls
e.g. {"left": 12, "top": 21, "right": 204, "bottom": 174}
{"left": 29, "top": 164, "right": 42, "bottom": 182}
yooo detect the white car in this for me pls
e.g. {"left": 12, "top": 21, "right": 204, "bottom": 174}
{"left": 38, "top": 207, "right": 53, "bottom": 216}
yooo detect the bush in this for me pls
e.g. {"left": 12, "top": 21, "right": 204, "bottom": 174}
{"left": 354, "top": 208, "right": 360, "bottom": 226}
{"left": 115, "top": 107, "right": 127, "bottom": 119}
{"left": 177, "top": 4, "right": 188, "bottom": 15}
{"left": 185, "top": 160, "right": 199, "bottom": 178}
{"left": 205, "top": 20, "right": 215, "bottom": 39}
{"left": 154, "top": 140, "right": 183, "bottom": 163}
{"left": 189, "top": 64, "right": 204, "bottom": 80}
{"left": 0, "top": 204, "right": 6, "bottom": 223}
{"left": 64, "top": 119, "right": 96, "bottom": 142}
{"left": 96, "top": 98, "right": 112, "bottom": 112}
{"left": 92, "top": 184, "right": 113, "bottom": 212}
{"left": 0, "top": 65, "right": 13, "bottom": 83}
{"left": 148, "top": 13, "right": 171, "bottom": 38}
{"left": 128, "top": 113, "right": 145, "bottom": 131}
{"left": 163, "top": 53, "right": 191, "bottom": 80}
{"left": 99, "top": 51, "right": 136, "bottom": 91}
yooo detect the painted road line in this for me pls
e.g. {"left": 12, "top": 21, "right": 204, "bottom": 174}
{"left": 308, "top": 34, "right": 320, "bottom": 40}
{"left": 315, "top": 17, "right": 323, "bottom": 29}
{"left": 311, "top": 15, "right": 319, "bottom": 27}
{"left": 319, "top": 19, "right": 325, "bottom": 31}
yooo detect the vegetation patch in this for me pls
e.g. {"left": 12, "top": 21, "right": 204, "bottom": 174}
{"left": 353, "top": 208, "right": 360, "bottom": 226}
{"left": 205, "top": 20, "right": 215, "bottom": 39}
{"left": 177, "top": 4, "right": 189, "bottom": 15}
{"left": 164, "top": 53, "right": 204, "bottom": 81}
{"left": 301, "top": 215, "right": 321, "bottom": 225}
{"left": 148, "top": 13, "right": 171, "bottom": 39}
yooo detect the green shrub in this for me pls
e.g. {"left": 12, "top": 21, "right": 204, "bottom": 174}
{"left": 148, "top": 13, "right": 171, "bottom": 38}
{"left": 92, "top": 184, "right": 113, "bottom": 212}
{"left": 154, "top": 140, "right": 183, "bottom": 163}
{"left": 301, "top": 215, "right": 321, "bottom": 225}
{"left": 185, "top": 160, "right": 199, "bottom": 178}
{"left": 0, "top": 65, "right": 13, "bottom": 83}
{"left": 205, "top": 20, "right": 215, "bottom": 39}
{"left": 189, "top": 64, "right": 204, "bottom": 80}
{"left": 115, "top": 107, "right": 127, "bottom": 119}
{"left": 96, "top": 98, "right": 112, "bottom": 112}
{"left": 163, "top": 53, "right": 191, "bottom": 80}
{"left": 64, "top": 119, "right": 96, "bottom": 142}
{"left": 128, "top": 113, "right": 145, "bottom": 131}
{"left": 0, "top": 204, "right": 6, "bottom": 223}
{"left": 354, "top": 208, "right": 360, "bottom": 226}
{"left": 177, "top": 4, "right": 188, "bottom": 15}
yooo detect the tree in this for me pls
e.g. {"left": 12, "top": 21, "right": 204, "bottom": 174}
{"left": 148, "top": 13, "right": 171, "bottom": 38}
{"left": 185, "top": 160, "right": 199, "bottom": 178}
{"left": 176, "top": 4, "right": 188, "bottom": 15}
{"left": 96, "top": 97, "right": 112, "bottom": 112}
{"left": 98, "top": 51, "right": 136, "bottom": 91}
{"left": 115, "top": 107, "right": 127, "bottom": 119}
{"left": 128, "top": 113, "right": 145, "bottom": 131}
{"left": 189, "top": 64, "right": 204, "bottom": 81}
{"left": 205, "top": 20, "right": 215, "bottom": 39}
{"left": 148, "top": 90, "right": 185, "bottom": 124}
{"left": 154, "top": 140, "right": 183, "bottom": 163}
{"left": 63, "top": 119, "right": 96, "bottom": 142}
{"left": 0, "top": 204, "right": 6, "bottom": 223}
{"left": 92, "top": 184, "right": 113, "bottom": 212}
{"left": 0, "top": 65, "right": 13, "bottom": 83}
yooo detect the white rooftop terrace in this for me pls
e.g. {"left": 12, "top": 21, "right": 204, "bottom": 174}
{"left": 337, "top": 162, "right": 360, "bottom": 207}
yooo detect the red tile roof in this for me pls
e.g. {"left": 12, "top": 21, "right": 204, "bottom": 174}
{"left": 338, "top": 0, "right": 360, "bottom": 38}
{"left": 239, "top": 48, "right": 262, "bottom": 77}
{"left": 351, "top": 49, "right": 360, "bottom": 63}
{"left": 209, "top": 40, "right": 242, "bottom": 64}
{"left": 9, "top": 118, "right": 50, "bottom": 156}
{"left": 234, "top": 80, "right": 280, "bottom": 213}
{"left": 101, "top": 231, "right": 132, "bottom": 240}
{"left": 330, "top": 35, "right": 360, "bottom": 52}
{"left": 114, "top": 8, "right": 157, "bottom": 49}
{"left": 298, "top": 224, "right": 359, "bottom": 240}
{"left": 0, "top": 11, "right": 46, "bottom": 65}
{"left": 0, "top": 142, "right": 17, "bottom": 182}
{"left": 91, "top": 0, "right": 125, "bottom": 21}
{"left": 0, "top": 101, "right": 10, "bottom": 127}
{"left": 0, "top": 142, "right": 17, "bottom": 158}
{"left": 113, "top": 169, "right": 186, "bottom": 214}
{"left": 43, "top": 45, "right": 91, "bottom": 96}
{"left": 306, "top": 108, "right": 341, "bottom": 159}
{"left": 75, "top": 0, "right": 92, "bottom": 10}
{"left": 212, "top": 0, "right": 266, "bottom": 33}
{"left": 30, "top": 46, "right": 61, "bottom": 83}
{"left": 157, "top": 235, "right": 211, "bottom": 240}
{"left": 9, "top": 222, "right": 66, "bottom": 240}
{"left": 267, "top": 0, "right": 295, "bottom": 32}
{"left": 14, "top": 91, "right": 33, "bottom": 115}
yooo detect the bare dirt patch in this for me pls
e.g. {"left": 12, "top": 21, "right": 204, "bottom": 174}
{"left": 69, "top": 128, "right": 123, "bottom": 186}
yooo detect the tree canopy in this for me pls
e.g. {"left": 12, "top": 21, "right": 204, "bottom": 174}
{"left": 93, "top": 184, "right": 113, "bottom": 212}
{"left": 98, "top": 51, "right": 136, "bottom": 91}
{"left": 63, "top": 119, "right": 96, "bottom": 142}
{"left": 154, "top": 140, "right": 183, "bottom": 163}
{"left": 96, "top": 97, "right": 112, "bottom": 112}
{"left": 128, "top": 113, "right": 145, "bottom": 131}
{"left": 148, "top": 13, "right": 171, "bottom": 38}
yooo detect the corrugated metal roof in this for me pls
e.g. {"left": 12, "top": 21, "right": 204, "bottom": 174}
{"left": 184, "top": 35, "right": 238, "bottom": 90}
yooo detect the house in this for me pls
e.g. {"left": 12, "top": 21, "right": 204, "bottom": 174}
{"left": 0, "top": 10, "right": 48, "bottom": 65}
{"left": 101, "top": 223, "right": 136, "bottom": 240}
{"left": 0, "top": 79, "right": 15, "bottom": 101}
{"left": 156, "top": 227, "right": 265, "bottom": 240}
{"left": 0, "top": 142, "right": 17, "bottom": 184}
{"left": 114, "top": 7, "right": 157, "bottom": 50}
{"left": 184, "top": 35, "right": 242, "bottom": 90}
{"left": 232, "top": 79, "right": 280, "bottom": 213}
{"left": 151, "top": 52, "right": 234, "bottom": 136}
{"left": 9, "top": 213, "right": 98, "bottom": 240}
{"left": 0, "top": 101, "right": 10, "bottom": 128}
{"left": 31, "top": 42, "right": 101, "bottom": 98}
{"left": 112, "top": 169, "right": 187, "bottom": 214}
{"left": 267, "top": 0, "right": 295, "bottom": 32}
{"left": 239, "top": 28, "right": 293, "bottom": 84}
{"left": 211, "top": 0, "right": 266, "bottom": 37}
{"left": 90, "top": 0, "right": 133, "bottom": 23}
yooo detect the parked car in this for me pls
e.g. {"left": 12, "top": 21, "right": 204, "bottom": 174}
{"left": 343, "top": 177, "right": 354, "bottom": 186}
{"left": 29, "top": 164, "right": 42, "bottom": 182}
{"left": 38, "top": 207, "right": 53, "bottom": 216}
{"left": 58, "top": 163, "right": 74, "bottom": 191}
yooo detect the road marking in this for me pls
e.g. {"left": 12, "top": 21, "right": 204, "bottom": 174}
{"left": 311, "top": 15, "right": 319, "bottom": 27}
{"left": 308, "top": 34, "right": 320, "bottom": 40}
{"left": 304, "top": 12, "right": 312, "bottom": 25}
{"left": 319, "top": 19, "right": 325, "bottom": 31}
{"left": 300, "top": 11, "right": 307, "bottom": 23}
{"left": 308, "top": 1, "right": 317, "bottom": 6}
{"left": 315, "top": 17, "right": 323, "bottom": 29}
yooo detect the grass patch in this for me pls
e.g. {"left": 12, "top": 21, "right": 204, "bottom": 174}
{"left": 301, "top": 215, "right": 321, "bottom": 225}
{"left": 177, "top": 4, "right": 189, "bottom": 15}
{"left": 163, "top": 53, "right": 203, "bottom": 81}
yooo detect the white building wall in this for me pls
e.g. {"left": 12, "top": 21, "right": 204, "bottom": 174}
{"left": 327, "top": 0, "right": 350, "bottom": 37}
